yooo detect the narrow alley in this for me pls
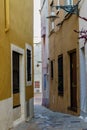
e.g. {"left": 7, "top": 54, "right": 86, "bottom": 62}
{"left": 14, "top": 94, "right": 87, "bottom": 130}
{"left": 1, "top": 0, "right": 87, "bottom": 130}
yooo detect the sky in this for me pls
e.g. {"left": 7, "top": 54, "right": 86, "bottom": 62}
{"left": 34, "top": 0, "right": 41, "bottom": 43}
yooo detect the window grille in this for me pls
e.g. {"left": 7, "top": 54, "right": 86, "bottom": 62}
{"left": 58, "top": 55, "right": 64, "bottom": 96}
{"left": 51, "top": 61, "right": 53, "bottom": 79}
{"left": 27, "top": 49, "right": 31, "bottom": 82}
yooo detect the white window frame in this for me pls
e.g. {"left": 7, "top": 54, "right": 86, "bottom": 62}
{"left": 26, "top": 44, "right": 32, "bottom": 86}
{"left": 11, "top": 44, "right": 26, "bottom": 125}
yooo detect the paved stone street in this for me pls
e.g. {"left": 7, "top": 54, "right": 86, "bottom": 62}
{"left": 13, "top": 93, "right": 87, "bottom": 130}
{"left": 14, "top": 104, "right": 87, "bottom": 130}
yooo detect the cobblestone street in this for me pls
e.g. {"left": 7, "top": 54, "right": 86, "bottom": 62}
{"left": 14, "top": 93, "right": 87, "bottom": 130}
{"left": 14, "top": 105, "right": 87, "bottom": 130}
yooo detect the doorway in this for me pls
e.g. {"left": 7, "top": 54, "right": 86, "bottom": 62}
{"left": 70, "top": 51, "right": 77, "bottom": 112}
{"left": 13, "top": 51, "right": 21, "bottom": 120}
{"left": 11, "top": 44, "right": 25, "bottom": 126}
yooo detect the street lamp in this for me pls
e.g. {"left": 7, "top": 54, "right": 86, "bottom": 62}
{"left": 47, "top": 0, "right": 81, "bottom": 21}
{"left": 52, "top": 0, "right": 80, "bottom": 14}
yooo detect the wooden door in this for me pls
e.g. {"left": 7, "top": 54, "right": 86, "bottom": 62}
{"left": 13, "top": 51, "right": 20, "bottom": 108}
{"left": 70, "top": 51, "right": 77, "bottom": 112}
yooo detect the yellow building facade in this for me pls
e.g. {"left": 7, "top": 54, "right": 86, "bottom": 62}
{"left": 0, "top": 0, "right": 34, "bottom": 129}
{"left": 48, "top": 0, "right": 80, "bottom": 116}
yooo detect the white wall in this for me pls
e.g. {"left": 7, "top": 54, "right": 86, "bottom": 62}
{"left": 80, "top": 48, "right": 86, "bottom": 112}
{"left": 79, "top": 0, "right": 87, "bottom": 113}
{"left": 34, "top": 0, "right": 41, "bottom": 43}
{"left": 34, "top": 43, "right": 42, "bottom": 93}
{"left": 0, "top": 98, "right": 13, "bottom": 130}
{"left": 41, "top": 0, "right": 50, "bottom": 107}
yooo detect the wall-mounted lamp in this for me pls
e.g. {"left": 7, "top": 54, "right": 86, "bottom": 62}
{"left": 47, "top": 0, "right": 81, "bottom": 21}
{"left": 52, "top": 0, "right": 80, "bottom": 14}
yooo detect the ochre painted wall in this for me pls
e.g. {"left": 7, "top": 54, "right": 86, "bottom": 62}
{"left": 49, "top": 0, "right": 80, "bottom": 116}
{"left": 0, "top": 0, "right": 33, "bottom": 101}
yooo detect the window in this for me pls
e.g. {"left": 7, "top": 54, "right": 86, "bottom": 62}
{"left": 27, "top": 49, "right": 31, "bottom": 81}
{"left": 13, "top": 51, "right": 20, "bottom": 94}
{"left": 4, "top": 0, "right": 9, "bottom": 32}
{"left": 26, "top": 44, "right": 32, "bottom": 86}
{"left": 58, "top": 55, "right": 64, "bottom": 96}
{"left": 51, "top": 61, "right": 53, "bottom": 79}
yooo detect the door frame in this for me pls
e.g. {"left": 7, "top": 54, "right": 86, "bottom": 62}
{"left": 11, "top": 44, "right": 25, "bottom": 126}
{"left": 70, "top": 50, "right": 77, "bottom": 112}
